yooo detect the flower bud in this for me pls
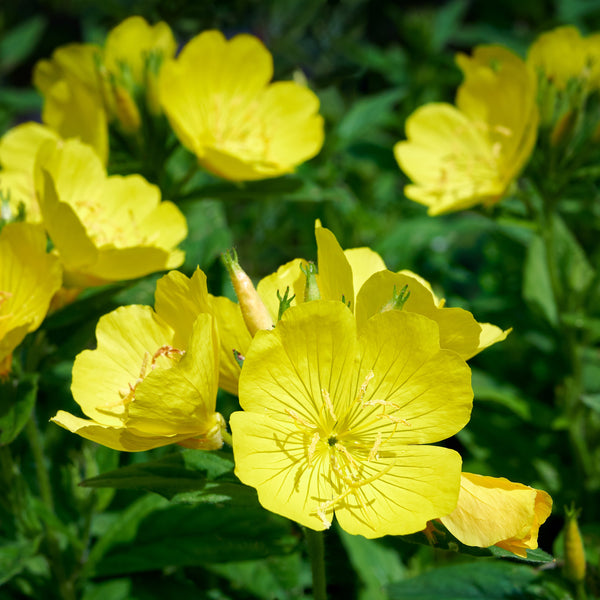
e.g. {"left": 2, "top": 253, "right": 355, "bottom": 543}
{"left": 222, "top": 249, "right": 273, "bottom": 336}
{"left": 563, "top": 506, "right": 586, "bottom": 584}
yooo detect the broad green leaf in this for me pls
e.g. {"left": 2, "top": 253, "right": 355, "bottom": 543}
{"left": 0, "top": 536, "right": 41, "bottom": 585}
{"left": 81, "top": 449, "right": 235, "bottom": 500}
{"left": 0, "top": 374, "right": 38, "bottom": 446}
{"left": 206, "top": 553, "right": 307, "bottom": 599}
{"left": 489, "top": 546, "right": 555, "bottom": 564}
{"left": 523, "top": 235, "right": 558, "bottom": 326}
{"left": 336, "top": 89, "right": 406, "bottom": 143}
{"left": 471, "top": 368, "right": 531, "bottom": 421}
{"left": 84, "top": 492, "right": 297, "bottom": 577}
{"left": 179, "top": 199, "right": 232, "bottom": 270}
{"left": 581, "top": 393, "right": 600, "bottom": 414}
{"left": 387, "top": 561, "right": 539, "bottom": 600}
{"left": 338, "top": 528, "right": 406, "bottom": 600}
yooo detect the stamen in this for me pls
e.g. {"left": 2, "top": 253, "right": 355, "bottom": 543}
{"left": 377, "top": 413, "right": 411, "bottom": 426}
{"left": 321, "top": 388, "right": 337, "bottom": 421}
{"left": 368, "top": 432, "right": 382, "bottom": 461}
{"left": 285, "top": 408, "right": 318, "bottom": 431}
{"left": 307, "top": 432, "right": 320, "bottom": 465}
{"left": 355, "top": 370, "right": 374, "bottom": 403}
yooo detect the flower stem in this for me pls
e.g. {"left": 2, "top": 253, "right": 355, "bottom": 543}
{"left": 25, "top": 414, "right": 76, "bottom": 600}
{"left": 304, "top": 528, "right": 328, "bottom": 600}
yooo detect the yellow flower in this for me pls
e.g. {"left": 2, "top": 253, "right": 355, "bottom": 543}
{"left": 35, "top": 138, "right": 186, "bottom": 287}
{"left": 230, "top": 301, "right": 473, "bottom": 537}
{"left": 0, "top": 222, "right": 62, "bottom": 365}
{"left": 211, "top": 223, "right": 508, "bottom": 394}
{"left": 439, "top": 472, "right": 552, "bottom": 557}
{"left": 33, "top": 16, "right": 176, "bottom": 163}
{"left": 395, "top": 46, "right": 538, "bottom": 215}
{"left": 52, "top": 272, "right": 225, "bottom": 451}
{"left": 528, "top": 25, "right": 600, "bottom": 91}
{"left": 0, "top": 122, "right": 60, "bottom": 222}
{"left": 159, "top": 30, "right": 324, "bottom": 181}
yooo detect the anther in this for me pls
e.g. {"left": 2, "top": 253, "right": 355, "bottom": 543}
{"left": 321, "top": 388, "right": 337, "bottom": 421}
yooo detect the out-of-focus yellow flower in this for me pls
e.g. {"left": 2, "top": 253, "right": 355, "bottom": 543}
{"left": 52, "top": 271, "right": 225, "bottom": 451}
{"left": 210, "top": 223, "right": 508, "bottom": 394}
{"left": 0, "top": 123, "right": 60, "bottom": 222}
{"left": 528, "top": 25, "right": 600, "bottom": 91}
{"left": 33, "top": 16, "right": 176, "bottom": 163}
{"left": 0, "top": 222, "right": 62, "bottom": 365}
{"left": 159, "top": 30, "right": 324, "bottom": 181}
{"left": 395, "top": 46, "right": 538, "bottom": 215}
{"left": 438, "top": 472, "right": 552, "bottom": 557}
{"left": 35, "top": 138, "right": 186, "bottom": 287}
{"left": 230, "top": 301, "right": 473, "bottom": 537}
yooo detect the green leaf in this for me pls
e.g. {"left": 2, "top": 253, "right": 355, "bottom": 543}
{"left": 338, "top": 528, "right": 406, "bottom": 599}
{"left": 336, "top": 89, "right": 406, "bottom": 143}
{"left": 206, "top": 553, "right": 307, "bottom": 599}
{"left": 81, "top": 449, "right": 235, "bottom": 500}
{"left": 523, "top": 235, "right": 558, "bottom": 326}
{"left": 581, "top": 393, "right": 600, "bottom": 413}
{"left": 0, "top": 536, "right": 41, "bottom": 585}
{"left": 431, "top": 0, "right": 469, "bottom": 51}
{"left": 0, "top": 374, "right": 38, "bottom": 446}
{"left": 489, "top": 546, "right": 555, "bottom": 564}
{"left": 179, "top": 199, "right": 232, "bottom": 270}
{"left": 387, "top": 561, "right": 539, "bottom": 600}
{"left": 0, "top": 16, "right": 47, "bottom": 74}
{"left": 84, "top": 492, "right": 297, "bottom": 577}
{"left": 471, "top": 368, "right": 531, "bottom": 421}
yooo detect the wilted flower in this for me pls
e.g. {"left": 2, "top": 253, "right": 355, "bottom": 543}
{"left": 159, "top": 30, "right": 324, "bottom": 181}
{"left": 52, "top": 272, "right": 224, "bottom": 451}
{"left": 438, "top": 472, "right": 552, "bottom": 557}
{"left": 35, "top": 138, "right": 186, "bottom": 287}
{"left": 230, "top": 301, "right": 473, "bottom": 537}
{"left": 0, "top": 222, "right": 62, "bottom": 369}
{"left": 395, "top": 46, "right": 538, "bottom": 215}
{"left": 34, "top": 16, "right": 176, "bottom": 163}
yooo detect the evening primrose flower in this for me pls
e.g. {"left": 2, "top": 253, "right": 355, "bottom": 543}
{"left": 439, "top": 473, "right": 552, "bottom": 557}
{"left": 33, "top": 16, "right": 176, "bottom": 163}
{"left": 528, "top": 25, "right": 600, "bottom": 91}
{"left": 230, "top": 301, "right": 473, "bottom": 537}
{"left": 159, "top": 30, "right": 324, "bottom": 181}
{"left": 35, "top": 138, "right": 186, "bottom": 287}
{"left": 0, "top": 122, "right": 60, "bottom": 222}
{"left": 52, "top": 302, "right": 224, "bottom": 452}
{"left": 395, "top": 46, "right": 538, "bottom": 215}
{"left": 0, "top": 222, "right": 62, "bottom": 367}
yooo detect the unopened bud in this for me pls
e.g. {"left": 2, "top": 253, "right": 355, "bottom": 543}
{"left": 301, "top": 262, "right": 320, "bottom": 302}
{"left": 113, "top": 86, "right": 141, "bottom": 133}
{"left": 551, "top": 109, "right": 576, "bottom": 147}
{"left": 222, "top": 249, "right": 273, "bottom": 337}
{"left": 563, "top": 505, "right": 586, "bottom": 584}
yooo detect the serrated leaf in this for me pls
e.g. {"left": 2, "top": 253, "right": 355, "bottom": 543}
{"left": 81, "top": 449, "right": 235, "bottom": 500}
{"left": 0, "top": 374, "right": 38, "bottom": 446}
{"left": 387, "top": 561, "right": 539, "bottom": 600}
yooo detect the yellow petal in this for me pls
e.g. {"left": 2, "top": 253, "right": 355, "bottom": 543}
{"left": 230, "top": 410, "right": 333, "bottom": 531}
{"left": 71, "top": 305, "right": 175, "bottom": 426}
{"left": 239, "top": 301, "right": 358, "bottom": 426}
{"left": 343, "top": 247, "right": 387, "bottom": 298}
{"left": 209, "top": 295, "right": 252, "bottom": 395}
{"left": 315, "top": 223, "right": 354, "bottom": 308}
{"left": 127, "top": 314, "right": 220, "bottom": 437}
{"left": 353, "top": 310, "right": 473, "bottom": 445}
{"left": 52, "top": 410, "right": 191, "bottom": 451}
{"left": 355, "top": 270, "right": 486, "bottom": 359}
{"left": 440, "top": 473, "right": 553, "bottom": 555}
{"left": 335, "top": 446, "right": 462, "bottom": 538}
{"left": 104, "top": 16, "right": 176, "bottom": 85}
{"left": 0, "top": 122, "right": 60, "bottom": 173}
{"left": 0, "top": 222, "right": 62, "bottom": 360}
{"left": 256, "top": 258, "right": 307, "bottom": 320}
